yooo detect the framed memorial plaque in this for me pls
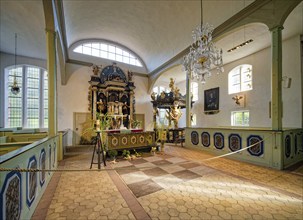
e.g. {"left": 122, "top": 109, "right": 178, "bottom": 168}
{"left": 204, "top": 87, "right": 219, "bottom": 114}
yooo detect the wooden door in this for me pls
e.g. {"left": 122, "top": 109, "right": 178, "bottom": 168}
{"left": 73, "top": 112, "right": 91, "bottom": 145}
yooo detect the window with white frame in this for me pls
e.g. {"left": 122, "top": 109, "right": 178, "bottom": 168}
{"left": 231, "top": 111, "right": 249, "bottom": 126}
{"left": 73, "top": 42, "right": 143, "bottom": 67}
{"left": 5, "top": 65, "right": 48, "bottom": 128}
{"left": 191, "top": 82, "right": 198, "bottom": 101}
{"left": 228, "top": 64, "right": 252, "bottom": 94}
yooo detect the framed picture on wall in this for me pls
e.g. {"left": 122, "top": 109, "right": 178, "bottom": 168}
{"left": 204, "top": 87, "right": 220, "bottom": 114}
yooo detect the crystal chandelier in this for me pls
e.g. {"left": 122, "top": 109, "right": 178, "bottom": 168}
{"left": 183, "top": 0, "right": 224, "bottom": 84}
{"left": 11, "top": 33, "right": 20, "bottom": 95}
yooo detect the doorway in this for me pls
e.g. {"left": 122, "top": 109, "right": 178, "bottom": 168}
{"left": 73, "top": 112, "right": 91, "bottom": 145}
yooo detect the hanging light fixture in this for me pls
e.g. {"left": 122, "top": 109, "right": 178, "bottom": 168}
{"left": 183, "top": 0, "right": 224, "bottom": 84}
{"left": 11, "top": 33, "right": 20, "bottom": 95}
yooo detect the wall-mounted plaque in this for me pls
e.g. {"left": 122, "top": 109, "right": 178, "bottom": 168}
{"left": 204, "top": 87, "right": 219, "bottom": 114}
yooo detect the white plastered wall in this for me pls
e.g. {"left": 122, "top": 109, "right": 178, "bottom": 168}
{"left": 57, "top": 64, "right": 91, "bottom": 131}
{"left": 173, "top": 35, "right": 302, "bottom": 129}
{"left": 282, "top": 35, "right": 302, "bottom": 128}
{"left": 57, "top": 63, "right": 153, "bottom": 132}
{"left": 132, "top": 75, "right": 153, "bottom": 131}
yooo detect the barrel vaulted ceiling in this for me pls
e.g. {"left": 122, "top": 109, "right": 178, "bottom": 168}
{"left": 0, "top": 0, "right": 302, "bottom": 83}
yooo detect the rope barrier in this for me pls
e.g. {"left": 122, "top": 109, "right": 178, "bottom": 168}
{"left": 0, "top": 135, "right": 270, "bottom": 173}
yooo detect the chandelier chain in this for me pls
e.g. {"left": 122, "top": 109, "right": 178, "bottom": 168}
{"left": 11, "top": 33, "right": 20, "bottom": 95}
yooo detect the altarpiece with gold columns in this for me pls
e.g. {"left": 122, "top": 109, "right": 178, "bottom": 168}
{"left": 87, "top": 63, "right": 156, "bottom": 151}
{"left": 88, "top": 63, "right": 135, "bottom": 130}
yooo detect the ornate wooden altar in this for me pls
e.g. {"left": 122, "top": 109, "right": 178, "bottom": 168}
{"left": 88, "top": 63, "right": 156, "bottom": 151}
{"left": 88, "top": 62, "right": 135, "bottom": 129}
{"left": 106, "top": 130, "right": 155, "bottom": 151}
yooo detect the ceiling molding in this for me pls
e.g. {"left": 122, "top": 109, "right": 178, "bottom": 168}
{"left": 42, "top": 0, "right": 55, "bottom": 32}
{"left": 67, "top": 59, "right": 93, "bottom": 67}
{"left": 53, "top": 0, "right": 69, "bottom": 62}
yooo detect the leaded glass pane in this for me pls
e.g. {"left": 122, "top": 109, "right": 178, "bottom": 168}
{"left": 83, "top": 46, "right": 91, "bottom": 55}
{"left": 92, "top": 48, "right": 99, "bottom": 57}
{"left": 100, "top": 44, "right": 107, "bottom": 51}
{"left": 91, "top": 43, "right": 99, "bottom": 49}
{"left": 8, "top": 108, "right": 22, "bottom": 117}
{"left": 129, "top": 58, "right": 136, "bottom": 65}
{"left": 7, "top": 68, "right": 23, "bottom": 128}
{"left": 73, "top": 46, "right": 82, "bottom": 53}
{"left": 8, "top": 97, "right": 22, "bottom": 107}
{"left": 116, "top": 55, "right": 122, "bottom": 62}
{"left": 109, "top": 45, "right": 115, "bottom": 53}
{"left": 43, "top": 71, "right": 48, "bottom": 128}
{"left": 27, "top": 118, "right": 39, "bottom": 128}
{"left": 123, "top": 51, "right": 129, "bottom": 57}
{"left": 100, "top": 51, "right": 107, "bottom": 58}
{"left": 123, "top": 56, "right": 130, "bottom": 63}
{"left": 27, "top": 67, "right": 40, "bottom": 127}
{"left": 27, "top": 67, "right": 40, "bottom": 78}
{"left": 83, "top": 43, "right": 92, "bottom": 48}
{"left": 73, "top": 42, "right": 143, "bottom": 67}
{"left": 27, "top": 109, "right": 39, "bottom": 117}
{"left": 44, "top": 109, "right": 48, "bottom": 118}
{"left": 116, "top": 48, "right": 122, "bottom": 55}
{"left": 44, "top": 100, "right": 48, "bottom": 109}
{"left": 44, "top": 119, "right": 48, "bottom": 127}
{"left": 243, "top": 112, "right": 250, "bottom": 126}
{"left": 108, "top": 52, "right": 115, "bottom": 60}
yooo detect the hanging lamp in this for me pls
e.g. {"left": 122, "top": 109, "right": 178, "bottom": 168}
{"left": 183, "top": 0, "right": 224, "bottom": 84}
{"left": 11, "top": 33, "right": 20, "bottom": 95}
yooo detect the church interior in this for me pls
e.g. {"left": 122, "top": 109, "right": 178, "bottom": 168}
{"left": 0, "top": 0, "right": 302, "bottom": 219}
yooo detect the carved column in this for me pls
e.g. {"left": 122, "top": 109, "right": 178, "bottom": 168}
{"left": 92, "top": 87, "right": 98, "bottom": 120}
{"left": 270, "top": 25, "right": 283, "bottom": 130}
{"left": 46, "top": 29, "right": 57, "bottom": 136}
{"left": 129, "top": 91, "right": 134, "bottom": 123}
{"left": 186, "top": 74, "right": 192, "bottom": 127}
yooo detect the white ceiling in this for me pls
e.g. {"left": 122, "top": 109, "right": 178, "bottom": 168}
{"left": 0, "top": 0, "right": 302, "bottom": 82}
{"left": 157, "top": 1, "right": 303, "bottom": 85}
{"left": 0, "top": 0, "right": 46, "bottom": 60}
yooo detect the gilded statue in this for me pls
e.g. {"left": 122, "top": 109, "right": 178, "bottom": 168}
{"left": 92, "top": 64, "right": 102, "bottom": 75}
{"left": 174, "top": 87, "right": 180, "bottom": 98}
{"left": 170, "top": 101, "right": 182, "bottom": 128}
{"left": 128, "top": 70, "right": 133, "bottom": 81}
{"left": 160, "top": 91, "right": 166, "bottom": 99}
{"left": 151, "top": 92, "right": 157, "bottom": 101}
{"left": 169, "top": 78, "right": 175, "bottom": 92}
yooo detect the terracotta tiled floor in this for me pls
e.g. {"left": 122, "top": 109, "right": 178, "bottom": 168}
{"left": 33, "top": 144, "right": 303, "bottom": 220}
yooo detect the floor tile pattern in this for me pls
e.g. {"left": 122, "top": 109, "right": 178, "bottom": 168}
{"left": 112, "top": 156, "right": 204, "bottom": 198}
{"left": 33, "top": 144, "right": 303, "bottom": 220}
{"left": 43, "top": 154, "right": 136, "bottom": 220}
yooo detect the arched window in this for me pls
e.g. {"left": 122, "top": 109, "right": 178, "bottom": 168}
{"left": 73, "top": 42, "right": 143, "bottom": 67}
{"left": 5, "top": 65, "right": 48, "bottom": 128}
{"left": 228, "top": 64, "right": 252, "bottom": 94}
